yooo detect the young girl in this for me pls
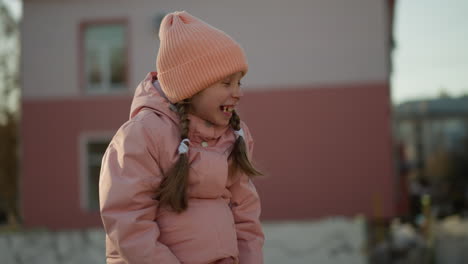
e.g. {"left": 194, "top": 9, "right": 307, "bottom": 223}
{"left": 99, "top": 11, "right": 264, "bottom": 264}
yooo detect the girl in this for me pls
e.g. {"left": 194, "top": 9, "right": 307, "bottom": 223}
{"left": 99, "top": 11, "right": 264, "bottom": 264}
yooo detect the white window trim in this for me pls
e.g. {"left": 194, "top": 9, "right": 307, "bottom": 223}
{"left": 78, "top": 131, "right": 114, "bottom": 212}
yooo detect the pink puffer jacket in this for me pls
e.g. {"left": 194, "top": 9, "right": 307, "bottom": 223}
{"left": 99, "top": 71, "right": 264, "bottom": 264}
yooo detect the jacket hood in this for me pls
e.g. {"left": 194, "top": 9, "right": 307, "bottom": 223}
{"left": 130, "top": 71, "right": 179, "bottom": 124}
{"left": 129, "top": 71, "right": 231, "bottom": 142}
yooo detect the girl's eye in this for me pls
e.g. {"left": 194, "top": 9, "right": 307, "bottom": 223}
{"left": 223, "top": 82, "right": 242, "bottom": 87}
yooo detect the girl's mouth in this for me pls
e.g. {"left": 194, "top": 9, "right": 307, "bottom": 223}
{"left": 220, "top": 105, "right": 235, "bottom": 116}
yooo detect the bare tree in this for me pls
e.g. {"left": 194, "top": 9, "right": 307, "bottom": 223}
{"left": 0, "top": 1, "right": 20, "bottom": 226}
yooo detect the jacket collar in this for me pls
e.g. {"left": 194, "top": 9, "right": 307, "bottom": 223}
{"left": 142, "top": 72, "right": 231, "bottom": 143}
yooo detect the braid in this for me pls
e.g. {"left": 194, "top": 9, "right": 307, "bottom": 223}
{"left": 229, "top": 110, "right": 241, "bottom": 131}
{"left": 154, "top": 100, "right": 191, "bottom": 213}
{"left": 177, "top": 100, "right": 191, "bottom": 139}
{"left": 228, "top": 110, "right": 262, "bottom": 178}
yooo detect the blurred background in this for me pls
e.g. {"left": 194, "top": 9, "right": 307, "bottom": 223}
{"left": 0, "top": 0, "right": 467, "bottom": 263}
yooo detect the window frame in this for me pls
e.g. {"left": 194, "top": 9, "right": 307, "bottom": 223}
{"left": 78, "top": 18, "right": 131, "bottom": 96}
{"left": 79, "top": 132, "right": 114, "bottom": 212}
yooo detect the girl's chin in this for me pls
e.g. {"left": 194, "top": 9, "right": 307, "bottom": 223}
{"left": 209, "top": 115, "right": 231, "bottom": 127}
{"left": 194, "top": 111, "right": 231, "bottom": 127}
{"left": 212, "top": 119, "right": 230, "bottom": 127}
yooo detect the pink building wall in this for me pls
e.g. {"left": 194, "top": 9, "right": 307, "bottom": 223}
{"left": 21, "top": 0, "right": 395, "bottom": 229}
{"left": 21, "top": 81, "right": 393, "bottom": 229}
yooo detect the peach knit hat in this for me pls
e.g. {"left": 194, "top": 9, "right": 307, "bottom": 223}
{"left": 156, "top": 11, "right": 248, "bottom": 103}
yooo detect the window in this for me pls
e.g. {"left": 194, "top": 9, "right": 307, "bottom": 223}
{"left": 82, "top": 21, "right": 128, "bottom": 94}
{"left": 80, "top": 136, "right": 111, "bottom": 211}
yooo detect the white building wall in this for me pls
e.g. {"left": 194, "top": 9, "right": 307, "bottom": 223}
{"left": 22, "top": 0, "right": 390, "bottom": 99}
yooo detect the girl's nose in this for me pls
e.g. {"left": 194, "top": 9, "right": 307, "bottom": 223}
{"left": 232, "top": 86, "right": 244, "bottom": 98}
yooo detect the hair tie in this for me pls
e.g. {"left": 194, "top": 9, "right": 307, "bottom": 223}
{"left": 178, "top": 138, "right": 190, "bottom": 154}
{"left": 234, "top": 128, "right": 244, "bottom": 139}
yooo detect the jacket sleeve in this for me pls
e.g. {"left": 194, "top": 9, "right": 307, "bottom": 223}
{"left": 228, "top": 123, "right": 265, "bottom": 264}
{"left": 99, "top": 120, "right": 180, "bottom": 264}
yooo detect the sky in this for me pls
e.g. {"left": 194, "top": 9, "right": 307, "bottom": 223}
{"left": 392, "top": 0, "right": 468, "bottom": 104}
{"left": 2, "top": 0, "right": 20, "bottom": 20}
{"left": 2, "top": 0, "right": 467, "bottom": 104}
{"left": 0, "top": 0, "right": 21, "bottom": 118}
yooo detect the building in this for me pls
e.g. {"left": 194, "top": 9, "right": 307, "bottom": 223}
{"left": 395, "top": 96, "right": 468, "bottom": 163}
{"left": 21, "top": 0, "right": 396, "bottom": 229}
{"left": 394, "top": 96, "right": 468, "bottom": 217}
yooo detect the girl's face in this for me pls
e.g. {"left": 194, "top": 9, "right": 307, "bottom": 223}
{"left": 190, "top": 71, "right": 244, "bottom": 127}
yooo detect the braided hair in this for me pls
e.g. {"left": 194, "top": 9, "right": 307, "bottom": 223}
{"left": 155, "top": 101, "right": 262, "bottom": 213}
